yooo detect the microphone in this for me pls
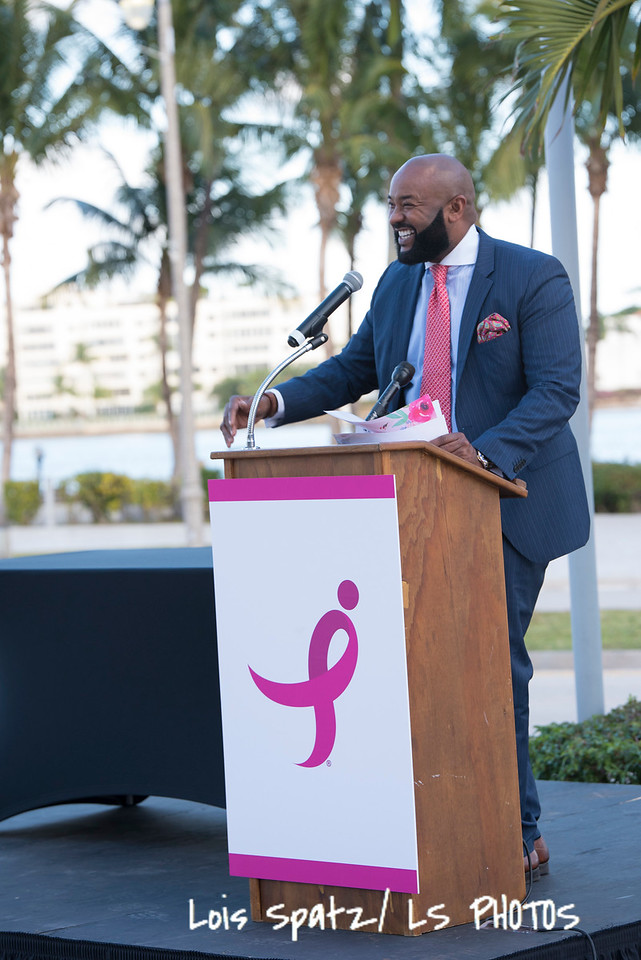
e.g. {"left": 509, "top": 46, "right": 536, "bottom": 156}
{"left": 288, "top": 271, "right": 363, "bottom": 347}
{"left": 364, "top": 361, "right": 415, "bottom": 421}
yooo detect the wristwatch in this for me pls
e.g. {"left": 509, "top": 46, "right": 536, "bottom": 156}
{"left": 476, "top": 449, "right": 491, "bottom": 470}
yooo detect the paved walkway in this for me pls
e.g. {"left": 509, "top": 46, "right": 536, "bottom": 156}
{"left": 3, "top": 514, "right": 640, "bottom": 732}
{"left": 530, "top": 514, "right": 641, "bottom": 730}
{"left": 530, "top": 650, "right": 641, "bottom": 732}
{"left": 536, "top": 514, "right": 641, "bottom": 612}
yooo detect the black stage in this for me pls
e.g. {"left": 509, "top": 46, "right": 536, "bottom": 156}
{"left": 1, "top": 781, "right": 640, "bottom": 960}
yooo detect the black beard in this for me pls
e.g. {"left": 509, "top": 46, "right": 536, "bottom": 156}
{"left": 395, "top": 207, "right": 450, "bottom": 264}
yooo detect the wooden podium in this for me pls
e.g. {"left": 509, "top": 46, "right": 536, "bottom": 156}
{"left": 213, "top": 440, "right": 527, "bottom": 935}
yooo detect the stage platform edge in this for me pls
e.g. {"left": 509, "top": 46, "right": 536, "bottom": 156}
{"left": 0, "top": 781, "right": 639, "bottom": 960}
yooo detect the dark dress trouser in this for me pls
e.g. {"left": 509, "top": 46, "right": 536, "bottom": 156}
{"left": 502, "top": 536, "right": 548, "bottom": 853}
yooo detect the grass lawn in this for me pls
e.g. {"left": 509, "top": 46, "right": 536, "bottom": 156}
{"left": 526, "top": 610, "right": 641, "bottom": 650}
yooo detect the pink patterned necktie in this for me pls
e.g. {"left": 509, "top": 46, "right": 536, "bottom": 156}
{"left": 420, "top": 263, "right": 451, "bottom": 431}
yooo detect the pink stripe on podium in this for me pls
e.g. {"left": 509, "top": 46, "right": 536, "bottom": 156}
{"left": 228, "top": 853, "right": 418, "bottom": 894}
{"left": 209, "top": 474, "right": 396, "bottom": 503}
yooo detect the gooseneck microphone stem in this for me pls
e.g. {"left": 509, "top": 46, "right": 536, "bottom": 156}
{"left": 245, "top": 333, "right": 329, "bottom": 450}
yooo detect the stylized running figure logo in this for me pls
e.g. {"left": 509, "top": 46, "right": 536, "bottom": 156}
{"left": 248, "top": 580, "right": 359, "bottom": 767}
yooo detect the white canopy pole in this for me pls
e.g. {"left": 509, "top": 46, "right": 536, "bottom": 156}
{"left": 544, "top": 84, "right": 604, "bottom": 720}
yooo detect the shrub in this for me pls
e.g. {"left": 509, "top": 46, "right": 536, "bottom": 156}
{"left": 530, "top": 697, "right": 641, "bottom": 784}
{"left": 592, "top": 462, "right": 641, "bottom": 513}
{"left": 201, "top": 465, "right": 222, "bottom": 517}
{"left": 63, "top": 471, "right": 134, "bottom": 522}
{"left": 129, "top": 478, "right": 177, "bottom": 520}
{"left": 3, "top": 481, "right": 42, "bottom": 525}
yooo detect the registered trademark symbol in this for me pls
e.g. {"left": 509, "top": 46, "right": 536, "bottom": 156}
{"left": 326, "top": 760, "right": 332, "bottom": 767}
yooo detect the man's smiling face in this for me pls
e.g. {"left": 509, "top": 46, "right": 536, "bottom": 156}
{"left": 388, "top": 162, "right": 454, "bottom": 264}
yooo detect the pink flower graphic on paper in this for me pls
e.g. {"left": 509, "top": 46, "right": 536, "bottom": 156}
{"left": 408, "top": 394, "right": 437, "bottom": 423}
{"left": 248, "top": 580, "right": 359, "bottom": 767}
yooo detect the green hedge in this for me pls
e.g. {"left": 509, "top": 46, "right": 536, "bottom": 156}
{"left": 3, "top": 481, "right": 42, "bottom": 524}
{"left": 60, "top": 471, "right": 134, "bottom": 522}
{"left": 129, "top": 478, "right": 177, "bottom": 520}
{"left": 56, "top": 469, "right": 222, "bottom": 523}
{"left": 8, "top": 461, "right": 635, "bottom": 523}
{"left": 530, "top": 697, "right": 641, "bottom": 784}
{"left": 201, "top": 466, "right": 222, "bottom": 517}
{"left": 593, "top": 462, "right": 641, "bottom": 513}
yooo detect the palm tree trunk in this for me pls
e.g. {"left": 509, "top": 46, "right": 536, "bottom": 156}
{"left": 585, "top": 141, "right": 608, "bottom": 428}
{"left": 157, "top": 256, "right": 180, "bottom": 486}
{"left": 311, "top": 155, "right": 341, "bottom": 358}
{"left": 190, "top": 182, "right": 213, "bottom": 337}
{"left": 318, "top": 222, "right": 338, "bottom": 359}
{"left": 1, "top": 231, "right": 16, "bottom": 493}
{"left": 586, "top": 194, "right": 600, "bottom": 426}
{"left": 529, "top": 172, "right": 538, "bottom": 248}
{"left": 0, "top": 165, "right": 19, "bottom": 525}
{"left": 159, "top": 296, "right": 180, "bottom": 482}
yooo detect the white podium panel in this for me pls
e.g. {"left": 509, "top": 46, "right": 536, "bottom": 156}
{"left": 209, "top": 474, "right": 419, "bottom": 893}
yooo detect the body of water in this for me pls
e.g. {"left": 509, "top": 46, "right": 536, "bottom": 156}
{"left": 6, "top": 405, "right": 641, "bottom": 484}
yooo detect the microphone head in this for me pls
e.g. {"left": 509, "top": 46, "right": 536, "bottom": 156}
{"left": 392, "top": 361, "right": 415, "bottom": 387}
{"left": 343, "top": 270, "right": 363, "bottom": 293}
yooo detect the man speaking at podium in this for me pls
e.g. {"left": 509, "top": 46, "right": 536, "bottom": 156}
{"left": 221, "top": 154, "right": 590, "bottom": 877}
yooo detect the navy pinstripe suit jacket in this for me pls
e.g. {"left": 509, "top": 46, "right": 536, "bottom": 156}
{"left": 278, "top": 228, "right": 590, "bottom": 564}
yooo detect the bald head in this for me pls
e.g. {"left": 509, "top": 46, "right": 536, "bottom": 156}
{"left": 388, "top": 154, "right": 478, "bottom": 263}
{"left": 395, "top": 155, "right": 477, "bottom": 214}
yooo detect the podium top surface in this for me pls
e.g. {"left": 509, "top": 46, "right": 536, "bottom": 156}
{"left": 211, "top": 440, "right": 527, "bottom": 499}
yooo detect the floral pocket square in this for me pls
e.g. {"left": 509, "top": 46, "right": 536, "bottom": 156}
{"left": 477, "top": 313, "right": 511, "bottom": 342}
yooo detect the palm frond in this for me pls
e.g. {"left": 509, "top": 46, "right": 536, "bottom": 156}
{"left": 502, "top": 0, "right": 639, "bottom": 144}
{"left": 51, "top": 241, "right": 141, "bottom": 290}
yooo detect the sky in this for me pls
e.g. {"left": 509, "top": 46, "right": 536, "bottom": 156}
{"left": 6, "top": 0, "right": 641, "bottom": 326}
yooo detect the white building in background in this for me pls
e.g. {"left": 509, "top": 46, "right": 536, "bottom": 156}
{"left": 7, "top": 288, "right": 343, "bottom": 423}
{"left": 5, "top": 284, "right": 639, "bottom": 425}
{"left": 191, "top": 289, "right": 320, "bottom": 400}
{"left": 14, "top": 295, "right": 160, "bottom": 421}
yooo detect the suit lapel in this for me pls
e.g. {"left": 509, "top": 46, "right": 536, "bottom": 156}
{"left": 456, "top": 229, "right": 494, "bottom": 388}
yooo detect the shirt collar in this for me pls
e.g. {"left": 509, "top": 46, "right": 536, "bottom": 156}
{"left": 425, "top": 224, "right": 479, "bottom": 270}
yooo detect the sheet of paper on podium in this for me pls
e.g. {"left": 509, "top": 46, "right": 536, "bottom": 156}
{"left": 327, "top": 393, "right": 448, "bottom": 444}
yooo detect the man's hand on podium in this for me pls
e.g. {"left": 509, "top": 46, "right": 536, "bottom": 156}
{"left": 429, "top": 432, "right": 478, "bottom": 465}
{"left": 220, "top": 392, "right": 277, "bottom": 448}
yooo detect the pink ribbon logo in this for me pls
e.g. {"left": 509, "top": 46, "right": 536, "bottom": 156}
{"left": 248, "top": 580, "right": 359, "bottom": 767}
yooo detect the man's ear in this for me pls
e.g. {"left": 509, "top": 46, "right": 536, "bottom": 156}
{"left": 446, "top": 195, "right": 467, "bottom": 222}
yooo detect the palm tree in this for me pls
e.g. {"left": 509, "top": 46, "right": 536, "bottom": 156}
{"left": 229, "top": 0, "right": 435, "bottom": 352}
{"left": 501, "top": 1, "right": 641, "bottom": 421}
{"left": 339, "top": 0, "right": 438, "bottom": 264}
{"left": 50, "top": 148, "right": 288, "bottom": 476}
{"left": 500, "top": 0, "right": 640, "bottom": 143}
{"left": 482, "top": 132, "right": 543, "bottom": 246}
{"left": 574, "top": 70, "right": 641, "bottom": 422}
{"left": 0, "top": 0, "right": 140, "bottom": 508}
{"left": 47, "top": 153, "right": 179, "bottom": 456}
{"left": 228, "top": 0, "right": 358, "bottom": 339}
{"left": 426, "top": 0, "right": 543, "bottom": 218}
